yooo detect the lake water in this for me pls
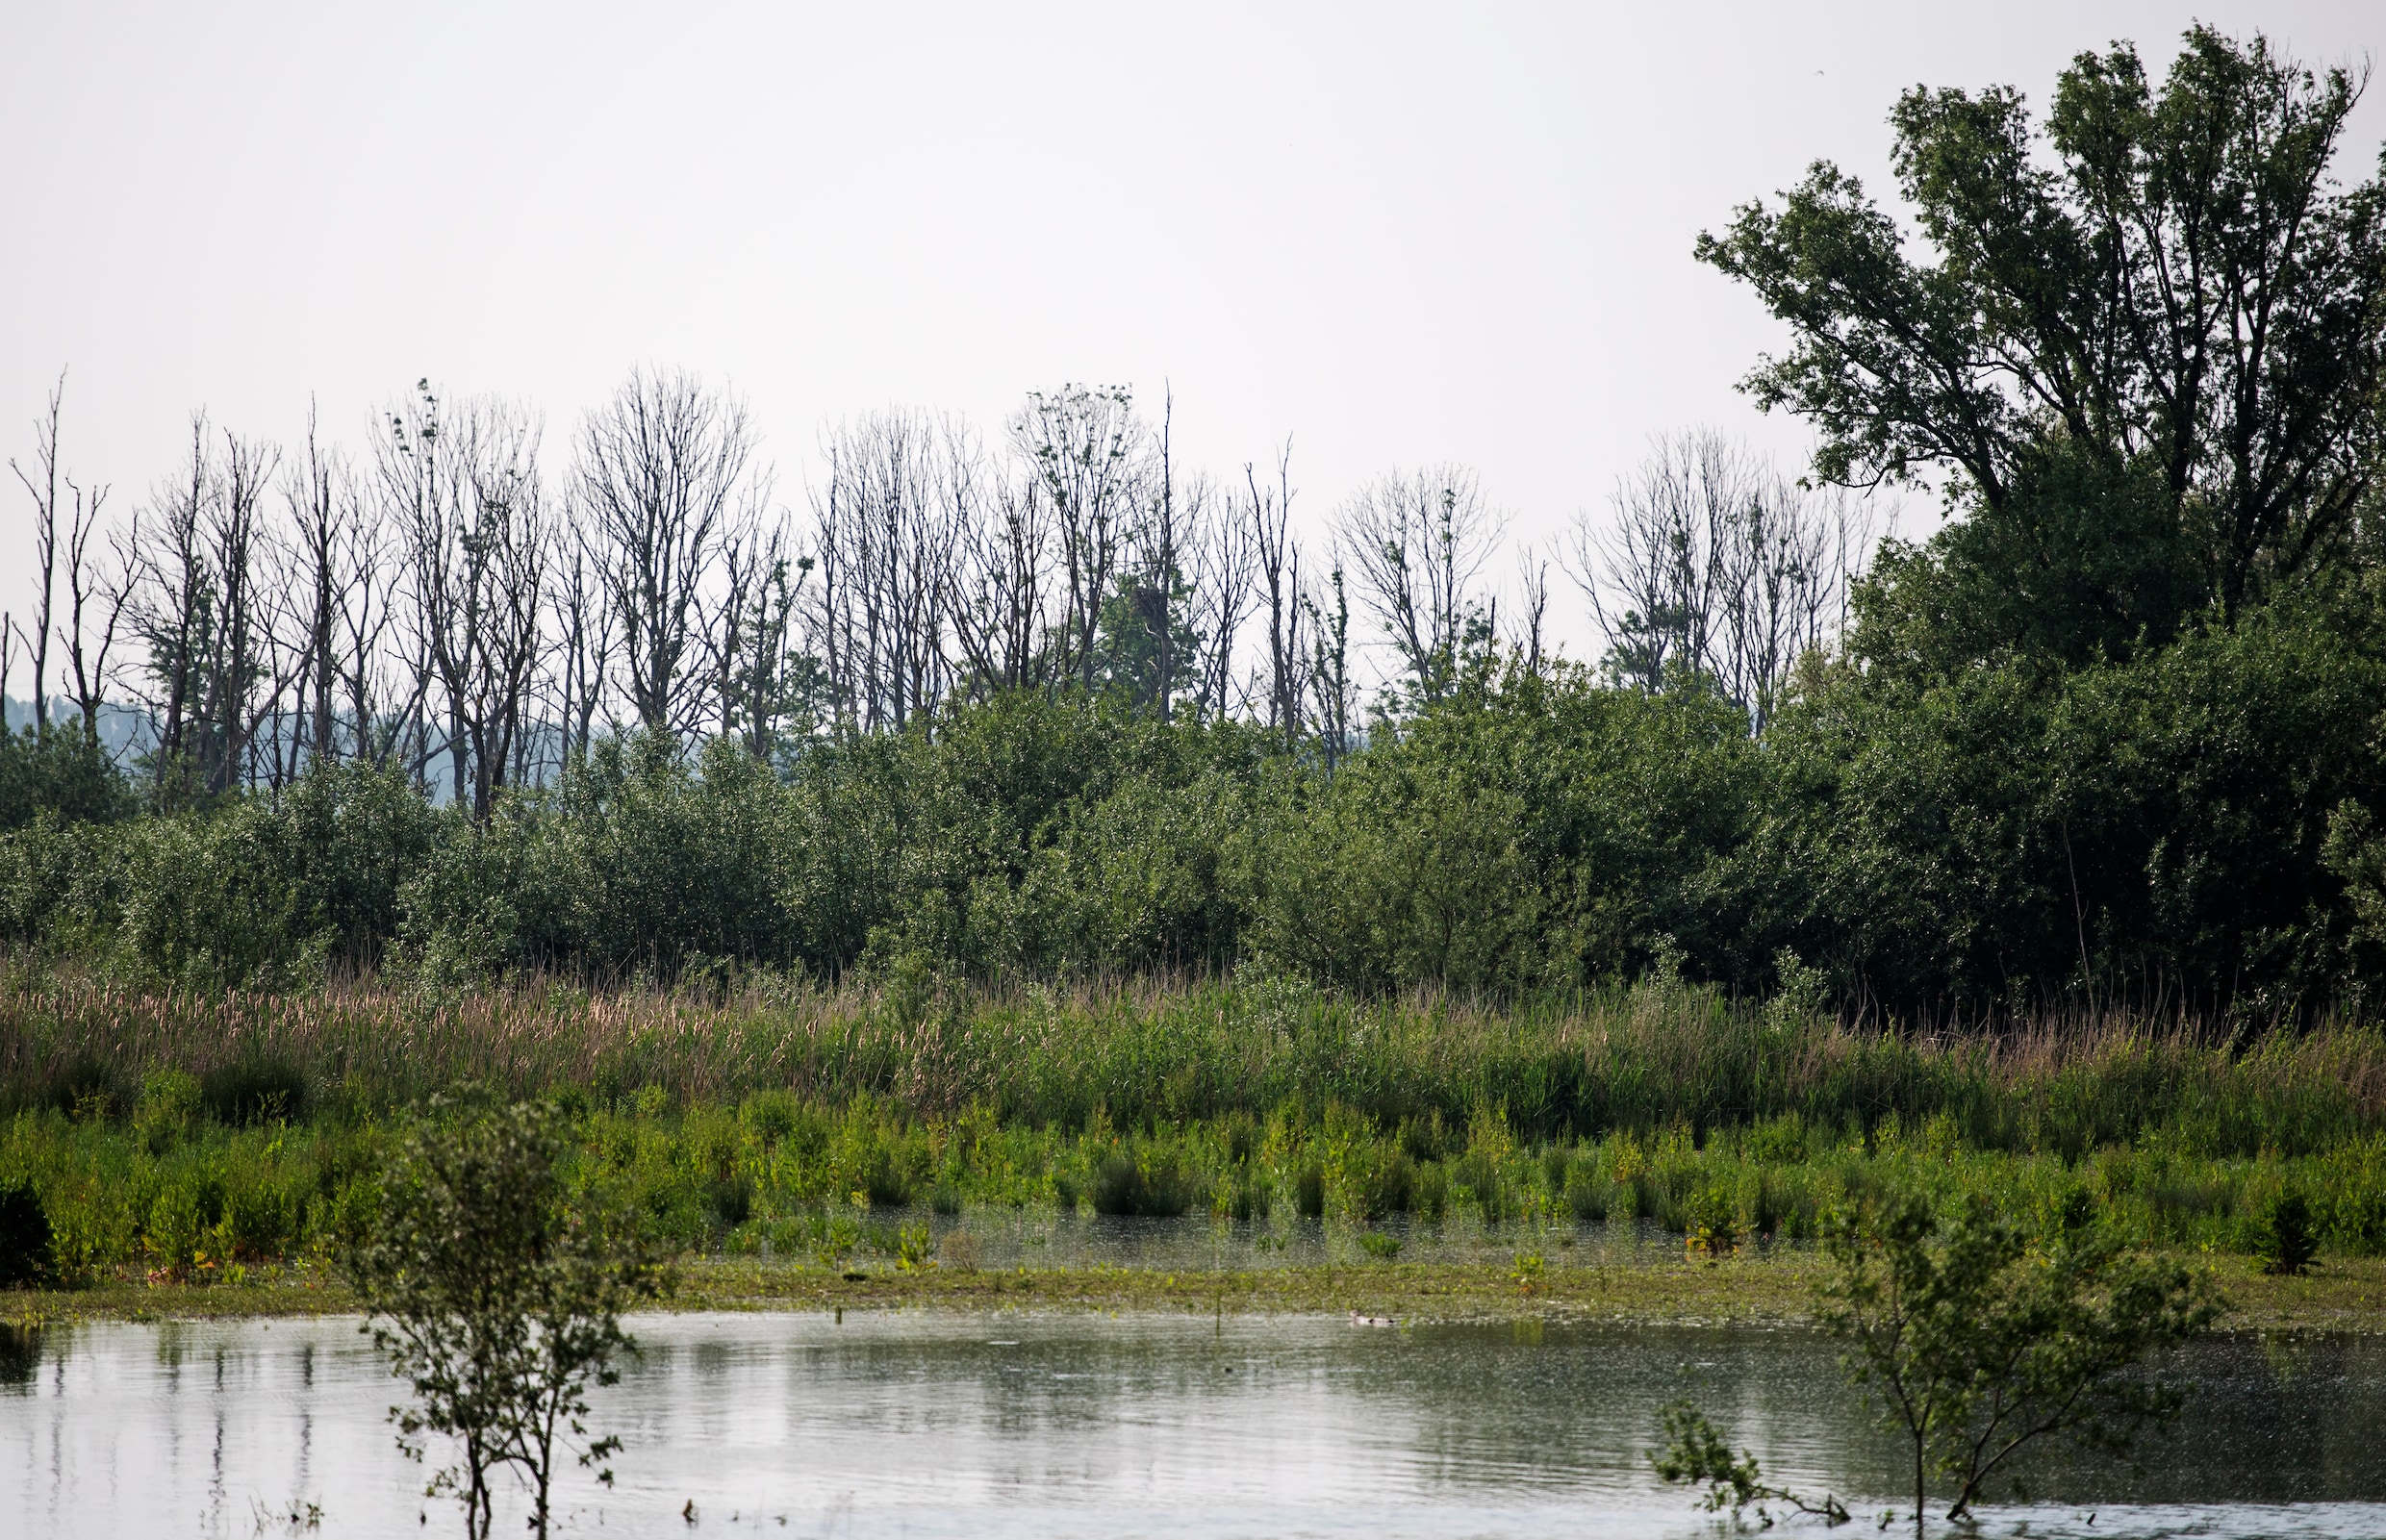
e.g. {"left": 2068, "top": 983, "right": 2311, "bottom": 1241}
{"left": 5, "top": 1310, "right": 2385, "bottom": 1537}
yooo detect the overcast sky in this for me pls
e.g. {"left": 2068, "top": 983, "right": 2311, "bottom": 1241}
{"left": 4, "top": 1, "right": 2381, "bottom": 667}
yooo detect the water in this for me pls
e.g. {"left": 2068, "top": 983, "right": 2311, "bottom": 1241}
{"left": 6, "top": 1311, "right": 2385, "bottom": 1537}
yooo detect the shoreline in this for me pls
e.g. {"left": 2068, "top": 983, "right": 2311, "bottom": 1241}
{"left": 13, "top": 1251, "right": 2386, "bottom": 1333}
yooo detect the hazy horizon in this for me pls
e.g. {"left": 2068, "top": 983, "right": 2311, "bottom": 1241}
{"left": 6, "top": 1, "right": 2381, "bottom": 670}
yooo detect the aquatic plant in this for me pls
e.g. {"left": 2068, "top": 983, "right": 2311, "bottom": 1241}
{"left": 1653, "top": 1401, "right": 1848, "bottom": 1526}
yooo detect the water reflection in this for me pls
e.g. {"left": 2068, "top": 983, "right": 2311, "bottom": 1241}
{"left": 3, "top": 1312, "right": 2383, "bottom": 1537}
{"left": 0, "top": 1321, "right": 39, "bottom": 1388}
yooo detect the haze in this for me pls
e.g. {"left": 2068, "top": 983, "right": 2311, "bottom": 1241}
{"left": 5, "top": 0, "right": 2380, "bottom": 656}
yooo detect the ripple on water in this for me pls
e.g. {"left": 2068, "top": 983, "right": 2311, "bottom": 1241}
{"left": 3, "top": 1312, "right": 2383, "bottom": 1537}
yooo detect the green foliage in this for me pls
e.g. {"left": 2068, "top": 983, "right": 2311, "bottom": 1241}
{"left": 345, "top": 1095, "right": 670, "bottom": 1540}
{"left": 1821, "top": 1188, "right": 2221, "bottom": 1532}
{"left": 1653, "top": 1400, "right": 1849, "bottom": 1526}
{"left": 1697, "top": 26, "right": 2386, "bottom": 620}
{"left": 1237, "top": 663, "right": 1756, "bottom": 992}
{"left": 0, "top": 759, "right": 434, "bottom": 986}
{"left": 1744, "top": 606, "right": 2386, "bottom": 1009}
{"left": 1089, "top": 1149, "right": 1195, "bottom": 1218}
{"left": 200, "top": 1054, "right": 308, "bottom": 1126}
{"left": 0, "top": 728, "right": 132, "bottom": 832}
{"left": 2253, "top": 1190, "right": 2322, "bottom": 1276}
{"left": 0, "top": 1179, "right": 51, "bottom": 1286}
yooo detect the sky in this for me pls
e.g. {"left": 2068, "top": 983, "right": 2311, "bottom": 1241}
{"left": 4, "top": 0, "right": 2382, "bottom": 669}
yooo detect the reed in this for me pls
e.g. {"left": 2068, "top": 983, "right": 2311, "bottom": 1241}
{"left": 3, "top": 964, "right": 2379, "bottom": 1157}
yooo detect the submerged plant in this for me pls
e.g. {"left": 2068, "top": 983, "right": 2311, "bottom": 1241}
{"left": 1653, "top": 1401, "right": 1849, "bottom": 1527}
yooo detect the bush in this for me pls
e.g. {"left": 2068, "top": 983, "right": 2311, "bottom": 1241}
{"left": 0, "top": 727, "right": 132, "bottom": 832}
{"left": 1090, "top": 1152, "right": 1194, "bottom": 1218}
{"left": 2254, "top": 1191, "right": 2322, "bottom": 1276}
{"left": 201, "top": 1055, "right": 309, "bottom": 1125}
{"left": 1235, "top": 665, "right": 1757, "bottom": 992}
{"left": 0, "top": 1182, "right": 52, "bottom": 1286}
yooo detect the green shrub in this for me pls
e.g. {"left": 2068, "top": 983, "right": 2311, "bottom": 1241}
{"left": 1292, "top": 1160, "right": 1326, "bottom": 1220}
{"left": 201, "top": 1055, "right": 308, "bottom": 1125}
{"left": 2254, "top": 1191, "right": 2322, "bottom": 1276}
{"left": 0, "top": 1181, "right": 51, "bottom": 1285}
{"left": 1091, "top": 1152, "right": 1194, "bottom": 1218}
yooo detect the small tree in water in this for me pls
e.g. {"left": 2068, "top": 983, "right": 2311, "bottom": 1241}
{"left": 1657, "top": 1187, "right": 2218, "bottom": 1535}
{"left": 347, "top": 1094, "right": 671, "bottom": 1539}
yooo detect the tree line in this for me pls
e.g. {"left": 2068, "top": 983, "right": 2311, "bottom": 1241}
{"left": 5, "top": 25, "right": 2384, "bottom": 1020}
{"left": 1, "top": 363, "right": 1870, "bottom": 815}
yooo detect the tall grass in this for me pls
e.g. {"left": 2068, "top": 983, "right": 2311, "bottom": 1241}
{"left": 3, "top": 963, "right": 2381, "bottom": 1157}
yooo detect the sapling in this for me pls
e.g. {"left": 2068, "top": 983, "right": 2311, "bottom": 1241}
{"left": 1656, "top": 1187, "right": 2219, "bottom": 1536}
{"left": 345, "top": 1093, "right": 670, "bottom": 1539}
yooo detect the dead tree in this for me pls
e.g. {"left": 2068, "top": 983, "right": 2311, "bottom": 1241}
{"left": 545, "top": 529, "right": 617, "bottom": 773}
{"left": 810, "top": 411, "right": 964, "bottom": 733}
{"left": 384, "top": 384, "right": 548, "bottom": 817}
{"left": 203, "top": 432, "right": 279, "bottom": 792}
{"left": 1242, "top": 447, "right": 1304, "bottom": 744}
{"left": 950, "top": 470, "right": 1053, "bottom": 699}
{"left": 1305, "top": 563, "right": 1355, "bottom": 773}
{"left": 575, "top": 369, "right": 757, "bottom": 742}
{"left": 9, "top": 371, "right": 68, "bottom": 734}
{"left": 59, "top": 451, "right": 127, "bottom": 751}
{"left": 1185, "top": 469, "right": 1255, "bottom": 723}
{"left": 129, "top": 418, "right": 216, "bottom": 791}
{"left": 1567, "top": 430, "right": 1872, "bottom": 732}
{"left": 1336, "top": 465, "right": 1503, "bottom": 711}
{"left": 1138, "top": 391, "right": 1186, "bottom": 720}
{"left": 1512, "top": 549, "right": 1552, "bottom": 676}
{"left": 706, "top": 517, "right": 814, "bottom": 760}
{"left": 1009, "top": 385, "right": 1143, "bottom": 697}
{"left": 288, "top": 406, "right": 355, "bottom": 769}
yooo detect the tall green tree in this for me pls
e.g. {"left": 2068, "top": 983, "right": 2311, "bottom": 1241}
{"left": 1699, "top": 27, "right": 2386, "bottom": 644}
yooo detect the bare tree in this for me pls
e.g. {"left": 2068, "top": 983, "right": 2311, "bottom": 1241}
{"left": 1567, "top": 430, "right": 1875, "bottom": 731}
{"left": 206, "top": 431, "right": 279, "bottom": 792}
{"left": 950, "top": 470, "right": 1053, "bottom": 698}
{"left": 288, "top": 405, "right": 355, "bottom": 770}
{"left": 1010, "top": 385, "right": 1144, "bottom": 696}
{"left": 1139, "top": 391, "right": 1186, "bottom": 720}
{"left": 708, "top": 517, "right": 815, "bottom": 760}
{"left": 128, "top": 418, "right": 217, "bottom": 791}
{"left": 337, "top": 469, "right": 413, "bottom": 773}
{"left": 1244, "top": 447, "right": 1305, "bottom": 744}
{"left": 1187, "top": 469, "right": 1256, "bottom": 723}
{"left": 384, "top": 384, "right": 549, "bottom": 817}
{"left": 10, "top": 371, "right": 70, "bottom": 735}
{"left": 810, "top": 411, "right": 967, "bottom": 732}
{"left": 576, "top": 369, "right": 759, "bottom": 741}
{"left": 546, "top": 529, "right": 616, "bottom": 772}
{"left": 1510, "top": 548, "right": 1553, "bottom": 676}
{"left": 59, "top": 460, "right": 127, "bottom": 751}
{"left": 119, "top": 419, "right": 284, "bottom": 795}
{"left": 1305, "top": 563, "right": 1356, "bottom": 773}
{"left": 1335, "top": 465, "right": 1504, "bottom": 710}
